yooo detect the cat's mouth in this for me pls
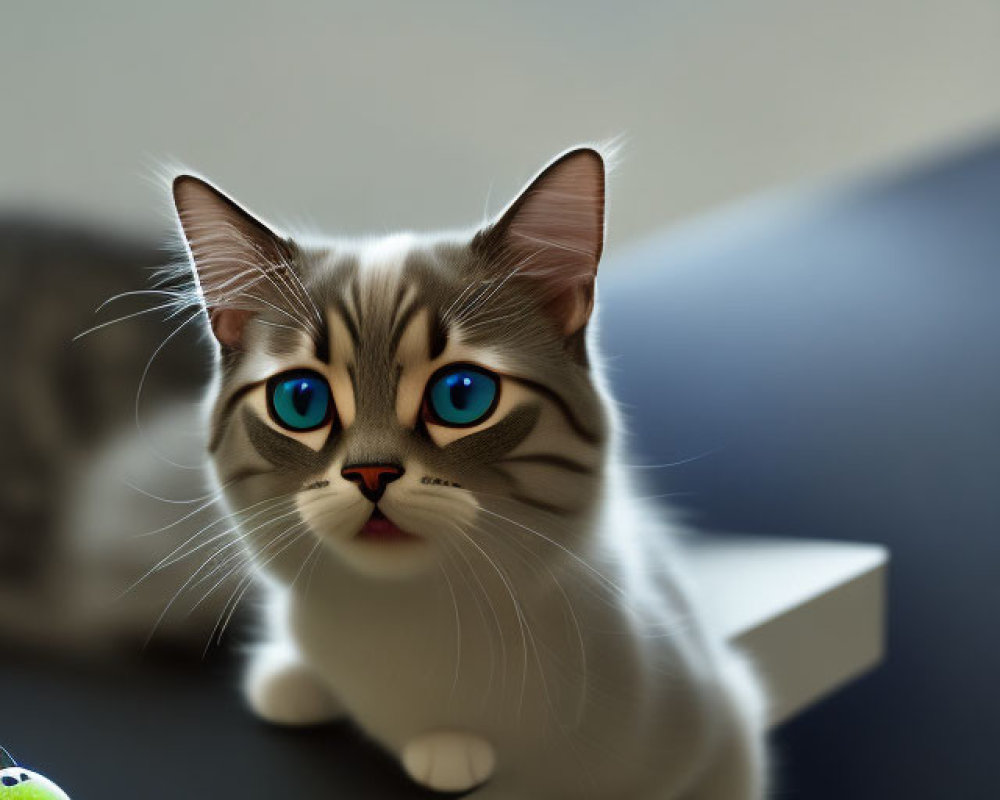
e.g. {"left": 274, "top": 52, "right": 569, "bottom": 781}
{"left": 356, "top": 507, "right": 421, "bottom": 544}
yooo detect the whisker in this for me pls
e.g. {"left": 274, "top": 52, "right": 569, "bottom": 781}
{"left": 95, "top": 288, "right": 185, "bottom": 312}
{"left": 134, "top": 309, "right": 206, "bottom": 471}
{"left": 447, "top": 521, "right": 531, "bottom": 719}
{"left": 439, "top": 537, "right": 499, "bottom": 708}
{"left": 477, "top": 505, "right": 626, "bottom": 601}
{"left": 119, "top": 493, "right": 296, "bottom": 600}
{"left": 123, "top": 479, "right": 227, "bottom": 506}
{"left": 73, "top": 299, "right": 183, "bottom": 341}
{"left": 623, "top": 448, "right": 723, "bottom": 469}
{"left": 205, "top": 521, "right": 316, "bottom": 653}
{"left": 475, "top": 520, "right": 591, "bottom": 727}
{"left": 438, "top": 559, "right": 463, "bottom": 703}
{"left": 189, "top": 520, "right": 309, "bottom": 613}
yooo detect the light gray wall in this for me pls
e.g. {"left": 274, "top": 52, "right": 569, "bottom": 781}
{"left": 3, "top": 0, "right": 999, "bottom": 246}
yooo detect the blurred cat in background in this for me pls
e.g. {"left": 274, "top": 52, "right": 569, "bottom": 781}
{"left": 170, "top": 147, "right": 768, "bottom": 799}
{"left": 0, "top": 218, "right": 232, "bottom": 654}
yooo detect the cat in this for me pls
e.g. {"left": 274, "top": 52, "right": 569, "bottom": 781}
{"left": 0, "top": 217, "right": 235, "bottom": 655}
{"left": 170, "top": 147, "right": 768, "bottom": 799}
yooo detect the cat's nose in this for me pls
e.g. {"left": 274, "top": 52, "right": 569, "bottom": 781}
{"left": 341, "top": 463, "right": 404, "bottom": 503}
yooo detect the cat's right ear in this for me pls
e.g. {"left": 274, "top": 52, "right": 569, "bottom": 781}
{"left": 475, "top": 148, "right": 605, "bottom": 338}
{"left": 172, "top": 175, "right": 292, "bottom": 349}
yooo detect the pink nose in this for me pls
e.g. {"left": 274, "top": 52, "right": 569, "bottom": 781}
{"left": 341, "top": 463, "right": 404, "bottom": 502}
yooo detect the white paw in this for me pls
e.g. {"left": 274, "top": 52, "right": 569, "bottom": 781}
{"left": 244, "top": 650, "right": 343, "bottom": 727}
{"left": 402, "top": 730, "right": 496, "bottom": 793}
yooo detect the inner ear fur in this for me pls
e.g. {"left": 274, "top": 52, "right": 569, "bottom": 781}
{"left": 172, "top": 174, "right": 294, "bottom": 349}
{"left": 476, "top": 147, "right": 606, "bottom": 337}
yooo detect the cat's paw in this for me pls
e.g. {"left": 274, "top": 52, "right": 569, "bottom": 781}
{"left": 401, "top": 730, "right": 496, "bottom": 793}
{"left": 244, "top": 649, "right": 343, "bottom": 727}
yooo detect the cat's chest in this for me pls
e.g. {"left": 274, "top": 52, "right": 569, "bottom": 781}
{"left": 284, "top": 570, "right": 615, "bottom": 745}
{"left": 289, "top": 578, "right": 465, "bottom": 686}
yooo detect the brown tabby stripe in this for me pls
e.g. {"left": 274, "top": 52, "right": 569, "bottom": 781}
{"left": 312, "top": 313, "right": 331, "bottom": 363}
{"left": 506, "top": 375, "right": 601, "bottom": 445}
{"left": 242, "top": 408, "right": 337, "bottom": 472}
{"left": 349, "top": 278, "right": 364, "bottom": 327}
{"left": 330, "top": 297, "right": 360, "bottom": 346}
{"left": 209, "top": 381, "right": 264, "bottom": 453}
{"left": 509, "top": 492, "right": 578, "bottom": 516}
{"left": 439, "top": 404, "right": 541, "bottom": 470}
{"left": 494, "top": 453, "right": 595, "bottom": 475}
{"left": 389, "top": 280, "right": 409, "bottom": 326}
{"left": 388, "top": 300, "right": 421, "bottom": 354}
{"left": 427, "top": 309, "right": 449, "bottom": 360}
{"left": 220, "top": 464, "right": 277, "bottom": 485}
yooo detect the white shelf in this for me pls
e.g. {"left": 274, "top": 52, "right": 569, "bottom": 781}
{"left": 681, "top": 534, "right": 888, "bottom": 726}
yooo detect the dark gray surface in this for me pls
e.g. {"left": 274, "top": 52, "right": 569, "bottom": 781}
{"left": 3, "top": 140, "right": 999, "bottom": 797}
{"left": 0, "top": 651, "right": 448, "bottom": 799}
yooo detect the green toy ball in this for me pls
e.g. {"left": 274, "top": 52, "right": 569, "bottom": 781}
{"left": 0, "top": 749, "right": 70, "bottom": 800}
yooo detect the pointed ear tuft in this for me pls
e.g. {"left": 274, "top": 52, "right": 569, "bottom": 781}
{"left": 479, "top": 147, "right": 605, "bottom": 336}
{"left": 172, "top": 175, "right": 292, "bottom": 350}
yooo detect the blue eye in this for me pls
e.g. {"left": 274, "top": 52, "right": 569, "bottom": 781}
{"left": 267, "top": 370, "right": 333, "bottom": 431}
{"left": 427, "top": 365, "right": 499, "bottom": 427}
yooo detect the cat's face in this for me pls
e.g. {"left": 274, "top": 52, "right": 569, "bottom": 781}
{"left": 173, "top": 149, "right": 608, "bottom": 580}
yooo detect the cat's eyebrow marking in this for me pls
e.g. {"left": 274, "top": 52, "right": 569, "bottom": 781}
{"left": 349, "top": 277, "right": 364, "bottom": 329}
{"left": 330, "top": 297, "right": 360, "bottom": 347}
{"left": 312, "top": 313, "right": 330, "bottom": 363}
{"left": 389, "top": 280, "right": 410, "bottom": 327}
{"left": 210, "top": 380, "right": 265, "bottom": 453}
{"left": 388, "top": 299, "right": 421, "bottom": 355}
{"left": 506, "top": 375, "right": 602, "bottom": 445}
{"left": 427, "top": 308, "right": 449, "bottom": 360}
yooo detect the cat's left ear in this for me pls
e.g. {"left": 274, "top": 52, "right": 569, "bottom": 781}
{"left": 477, "top": 147, "right": 605, "bottom": 336}
{"left": 172, "top": 175, "right": 293, "bottom": 350}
